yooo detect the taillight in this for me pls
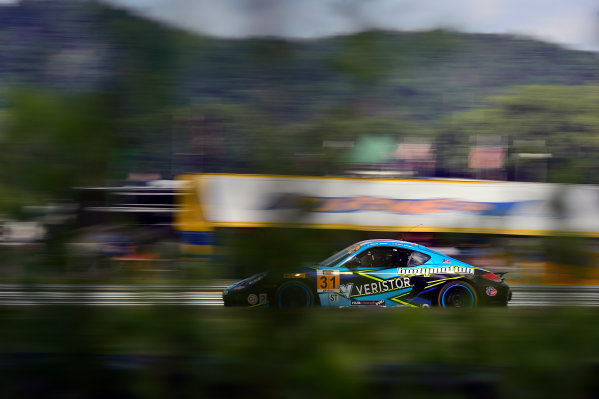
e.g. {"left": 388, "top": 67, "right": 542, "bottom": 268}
{"left": 481, "top": 272, "right": 502, "bottom": 282}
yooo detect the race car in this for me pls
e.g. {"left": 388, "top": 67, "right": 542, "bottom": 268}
{"left": 222, "top": 239, "right": 511, "bottom": 308}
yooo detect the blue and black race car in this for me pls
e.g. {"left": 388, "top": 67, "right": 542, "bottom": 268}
{"left": 223, "top": 239, "right": 511, "bottom": 308}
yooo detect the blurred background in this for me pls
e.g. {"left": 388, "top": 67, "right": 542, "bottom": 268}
{"left": 0, "top": 0, "right": 598, "bottom": 397}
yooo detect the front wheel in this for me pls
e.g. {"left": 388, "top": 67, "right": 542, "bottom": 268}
{"left": 275, "top": 281, "right": 315, "bottom": 308}
{"left": 437, "top": 281, "right": 478, "bottom": 308}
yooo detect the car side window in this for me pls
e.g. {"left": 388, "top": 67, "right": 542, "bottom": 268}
{"left": 407, "top": 251, "right": 431, "bottom": 267}
{"left": 355, "top": 250, "right": 375, "bottom": 268}
{"left": 356, "top": 247, "right": 411, "bottom": 269}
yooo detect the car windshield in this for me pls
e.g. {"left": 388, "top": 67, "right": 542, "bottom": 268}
{"left": 318, "top": 244, "right": 358, "bottom": 267}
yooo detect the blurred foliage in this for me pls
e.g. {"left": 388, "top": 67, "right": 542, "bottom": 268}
{"left": 2, "top": 306, "right": 599, "bottom": 398}
{"left": 0, "top": 89, "right": 115, "bottom": 210}
{"left": 328, "top": 31, "right": 398, "bottom": 86}
{"left": 96, "top": 3, "right": 202, "bottom": 116}
{"left": 545, "top": 235, "right": 593, "bottom": 278}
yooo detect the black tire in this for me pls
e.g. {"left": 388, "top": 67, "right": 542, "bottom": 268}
{"left": 437, "top": 281, "right": 478, "bottom": 308}
{"left": 275, "top": 280, "right": 315, "bottom": 308}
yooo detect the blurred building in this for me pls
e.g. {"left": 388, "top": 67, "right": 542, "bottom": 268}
{"left": 511, "top": 139, "right": 552, "bottom": 182}
{"left": 468, "top": 135, "right": 507, "bottom": 180}
{"left": 393, "top": 137, "right": 435, "bottom": 177}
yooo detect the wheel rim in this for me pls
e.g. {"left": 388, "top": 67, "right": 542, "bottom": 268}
{"left": 441, "top": 284, "right": 475, "bottom": 308}
{"left": 278, "top": 284, "right": 311, "bottom": 308}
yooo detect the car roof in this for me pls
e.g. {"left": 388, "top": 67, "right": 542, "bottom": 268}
{"left": 353, "top": 239, "right": 425, "bottom": 252}
{"left": 344, "top": 239, "right": 479, "bottom": 269}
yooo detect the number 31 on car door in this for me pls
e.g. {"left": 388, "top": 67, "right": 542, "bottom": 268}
{"left": 316, "top": 270, "right": 340, "bottom": 293}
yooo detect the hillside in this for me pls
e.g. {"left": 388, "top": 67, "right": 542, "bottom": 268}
{"left": 0, "top": 0, "right": 596, "bottom": 122}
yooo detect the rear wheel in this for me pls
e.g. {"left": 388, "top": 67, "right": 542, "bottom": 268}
{"left": 437, "top": 281, "right": 477, "bottom": 308}
{"left": 275, "top": 281, "right": 314, "bottom": 308}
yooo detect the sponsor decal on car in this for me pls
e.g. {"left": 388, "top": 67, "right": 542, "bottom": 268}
{"left": 329, "top": 293, "right": 339, "bottom": 303}
{"left": 317, "top": 270, "right": 340, "bottom": 293}
{"left": 259, "top": 293, "right": 268, "bottom": 304}
{"left": 486, "top": 286, "right": 498, "bottom": 296}
{"left": 397, "top": 266, "right": 474, "bottom": 276}
{"left": 247, "top": 294, "right": 258, "bottom": 305}
{"left": 356, "top": 277, "right": 411, "bottom": 296}
{"left": 339, "top": 283, "right": 354, "bottom": 299}
{"left": 339, "top": 277, "right": 411, "bottom": 299}
{"left": 348, "top": 244, "right": 361, "bottom": 254}
{"left": 351, "top": 300, "right": 385, "bottom": 306}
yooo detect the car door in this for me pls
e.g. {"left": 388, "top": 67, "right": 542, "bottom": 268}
{"left": 335, "top": 246, "right": 414, "bottom": 307}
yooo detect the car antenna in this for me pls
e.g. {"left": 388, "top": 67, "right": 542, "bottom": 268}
{"left": 400, "top": 224, "right": 422, "bottom": 243}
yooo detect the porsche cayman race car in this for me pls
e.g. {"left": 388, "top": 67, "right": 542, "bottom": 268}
{"left": 223, "top": 239, "right": 511, "bottom": 308}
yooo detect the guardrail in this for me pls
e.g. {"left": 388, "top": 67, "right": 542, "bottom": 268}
{"left": 0, "top": 283, "right": 597, "bottom": 307}
{"left": 509, "top": 284, "right": 599, "bottom": 307}
{"left": 0, "top": 284, "right": 228, "bottom": 306}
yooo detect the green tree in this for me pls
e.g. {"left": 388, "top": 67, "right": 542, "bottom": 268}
{"left": 0, "top": 89, "right": 115, "bottom": 213}
{"left": 437, "top": 85, "right": 599, "bottom": 183}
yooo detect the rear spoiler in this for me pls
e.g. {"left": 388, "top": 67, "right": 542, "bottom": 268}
{"left": 494, "top": 271, "right": 508, "bottom": 281}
